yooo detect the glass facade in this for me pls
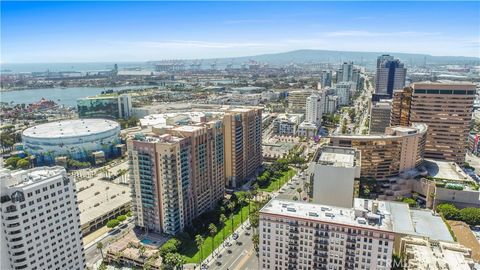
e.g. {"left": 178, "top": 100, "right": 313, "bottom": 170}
{"left": 77, "top": 97, "right": 119, "bottom": 119}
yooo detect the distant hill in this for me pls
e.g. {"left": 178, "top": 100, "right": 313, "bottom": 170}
{"left": 153, "top": 49, "right": 480, "bottom": 69}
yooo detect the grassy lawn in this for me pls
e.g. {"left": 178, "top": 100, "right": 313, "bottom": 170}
{"left": 182, "top": 204, "right": 251, "bottom": 263}
{"left": 259, "top": 168, "right": 296, "bottom": 192}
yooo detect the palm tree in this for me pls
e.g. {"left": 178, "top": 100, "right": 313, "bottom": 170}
{"left": 252, "top": 233, "right": 260, "bottom": 253}
{"left": 238, "top": 197, "right": 245, "bottom": 225}
{"left": 96, "top": 242, "right": 104, "bottom": 260}
{"left": 296, "top": 187, "right": 302, "bottom": 200}
{"left": 195, "top": 234, "right": 205, "bottom": 264}
{"left": 251, "top": 184, "right": 259, "bottom": 202}
{"left": 138, "top": 245, "right": 146, "bottom": 264}
{"left": 219, "top": 214, "right": 227, "bottom": 242}
{"left": 229, "top": 213, "right": 235, "bottom": 234}
{"left": 303, "top": 181, "right": 310, "bottom": 195}
{"left": 208, "top": 223, "right": 218, "bottom": 256}
{"left": 246, "top": 191, "right": 253, "bottom": 214}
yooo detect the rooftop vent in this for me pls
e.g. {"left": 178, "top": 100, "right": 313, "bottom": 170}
{"left": 325, "top": 212, "right": 335, "bottom": 218}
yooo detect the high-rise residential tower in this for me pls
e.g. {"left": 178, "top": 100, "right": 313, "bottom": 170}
{"left": 337, "top": 62, "right": 354, "bottom": 83}
{"left": 0, "top": 167, "right": 86, "bottom": 270}
{"left": 320, "top": 70, "right": 332, "bottom": 88}
{"left": 375, "top": 55, "right": 406, "bottom": 98}
{"left": 305, "top": 91, "right": 324, "bottom": 126}
{"left": 223, "top": 107, "right": 263, "bottom": 188}
{"left": 128, "top": 122, "right": 225, "bottom": 235}
{"left": 391, "top": 82, "right": 476, "bottom": 163}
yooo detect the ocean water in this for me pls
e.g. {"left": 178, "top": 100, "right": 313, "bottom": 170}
{"left": 1, "top": 85, "right": 152, "bottom": 107}
{"left": 0, "top": 62, "right": 150, "bottom": 73}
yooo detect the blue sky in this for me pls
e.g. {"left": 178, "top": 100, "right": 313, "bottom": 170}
{"left": 1, "top": 1, "right": 479, "bottom": 63}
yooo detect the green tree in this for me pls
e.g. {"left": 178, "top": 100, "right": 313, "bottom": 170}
{"left": 5, "top": 156, "right": 20, "bottom": 168}
{"left": 296, "top": 187, "right": 302, "bottom": 199}
{"left": 117, "top": 215, "right": 127, "bottom": 222}
{"left": 246, "top": 191, "right": 253, "bottom": 214}
{"left": 227, "top": 202, "right": 236, "bottom": 234}
{"left": 459, "top": 208, "right": 480, "bottom": 226}
{"left": 16, "top": 158, "right": 30, "bottom": 169}
{"left": 106, "top": 219, "right": 120, "bottom": 228}
{"left": 208, "top": 223, "right": 217, "bottom": 256}
{"left": 138, "top": 245, "right": 146, "bottom": 264}
{"left": 195, "top": 234, "right": 205, "bottom": 263}
{"left": 160, "top": 239, "right": 181, "bottom": 257}
{"left": 229, "top": 213, "right": 234, "bottom": 234}
{"left": 252, "top": 233, "right": 259, "bottom": 253}
{"left": 238, "top": 197, "right": 245, "bottom": 224}
{"left": 219, "top": 214, "right": 227, "bottom": 242}
{"left": 97, "top": 242, "right": 104, "bottom": 260}
{"left": 401, "top": 198, "right": 418, "bottom": 208}
{"left": 162, "top": 252, "right": 185, "bottom": 270}
{"left": 436, "top": 203, "right": 460, "bottom": 220}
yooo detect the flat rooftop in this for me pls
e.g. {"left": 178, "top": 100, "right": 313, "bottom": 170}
{"left": 23, "top": 119, "right": 119, "bottom": 139}
{"left": 404, "top": 237, "right": 473, "bottom": 270}
{"left": 317, "top": 146, "right": 357, "bottom": 168}
{"left": 261, "top": 198, "right": 453, "bottom": 241}
{"left": 260, "top": 198, "right": 394, "bottom": 232}
{"left": 424, "top": 159, "right": 473, "bottom": 182}
{"left": 1, "top": 167, "right": 65, "bottom": 188}
{"left": 169, "top": 125, "right": 205, "bottom": 132}
{"left": 76, "top": 179, "right": 131, "bottom": 226}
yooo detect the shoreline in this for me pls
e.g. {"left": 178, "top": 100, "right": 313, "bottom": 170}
{"left": 0, "top": 84, "right": 152, "bottom": 93}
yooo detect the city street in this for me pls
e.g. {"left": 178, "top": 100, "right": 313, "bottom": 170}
{"left": 205, "top": 221, "right": 259, "bottom": 270}
{"left": 203, "top": 169, "right": 307, "bottom": 269}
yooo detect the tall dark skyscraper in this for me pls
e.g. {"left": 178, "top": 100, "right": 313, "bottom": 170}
{"left": 375, "top": 55, "right": 406, "bottom": 98}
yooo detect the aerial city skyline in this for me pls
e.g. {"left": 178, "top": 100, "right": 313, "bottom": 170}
{"left": 1, "top": 1, "right": 480, "bottom": 64}
{"left": 1, "top": 1, "right": 480, "bottom": 270}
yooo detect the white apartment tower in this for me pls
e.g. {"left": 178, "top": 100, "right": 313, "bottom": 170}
{"left": 305, "top": 91, "right": 324, "bottom": 126}
{"left": 0, "top": 167, "right": 85, "bottom": 270}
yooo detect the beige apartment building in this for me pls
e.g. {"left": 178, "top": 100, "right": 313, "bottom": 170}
{"left": 330, "top": 123, "right": 427, "bottom": 180}
{"left": 223, "top": 107, "right": 263, "bottom": 188}
{"left": 370, "top": 100, "right": 392, "bottom": 134}
{"left": 259, "top": 199, "right": 396, "bottom": 270}
{"left": 127, "top": 121, "right": 225, "bottom": 235}
{"left": 288, "top": 90, "right": 313, "bottom": 114}
{"left": 391, "top": 82, "right": 475, "bottom": 163}
{"left": 390, "top": 87, "right": 413, "bottom": 127}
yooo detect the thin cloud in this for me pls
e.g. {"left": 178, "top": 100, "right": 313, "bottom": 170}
{"left": 323, "top": 30, "right": 442, "bottom": 37}
{"left": 128, "top": 40, "right": 273, "bottom": 49}
{"left": 224, "top": 19, "right": 275, "bottom": 24}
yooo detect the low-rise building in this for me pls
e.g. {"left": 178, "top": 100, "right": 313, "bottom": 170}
{"left": 400, "top": 236, "right": 474, "bottom": 270}
{"left": 297, "top": 121, "right": 319, "bottom": 137}
{"left": 77, "top": 178, "right": 131, "bottom": 235}
{"left": 273, "top": 114, "right": 304, "bottom": 136}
